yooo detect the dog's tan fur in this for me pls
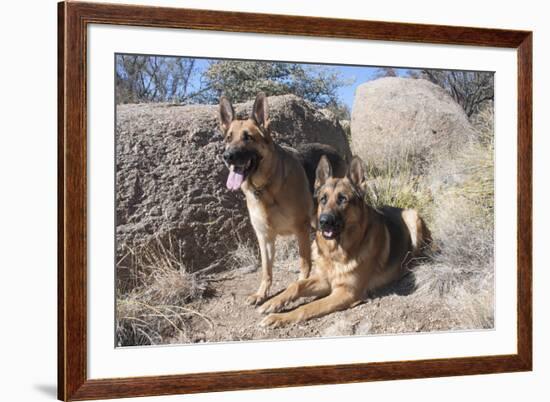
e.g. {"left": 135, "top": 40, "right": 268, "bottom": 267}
{"left": 220, "top": 93, "right": 346, "bottom": 305}
{"left": 259, "top": 155, "right": 431, "bottom": 326}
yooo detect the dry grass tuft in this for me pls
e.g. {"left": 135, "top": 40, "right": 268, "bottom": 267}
{"left": 470, "top": 101, "right": 494, "bottom": 146}
{"left": 116, "top": 237, "right": 213, "bottom": 346}
{"left": 364, "top": 160, "right": 433, "bottom": 220}
{"left": 274, "top": 237, "right": 301, "bottom": 273}
{"left": 228, "top": 241, "right": 258, "bottom": 273}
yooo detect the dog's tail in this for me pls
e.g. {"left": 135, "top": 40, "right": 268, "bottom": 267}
{"left": 401, "top": 209, "right": 435, "bottom": 257}
{"left": 296, "top": 143, "right": 347, "bottom": 194}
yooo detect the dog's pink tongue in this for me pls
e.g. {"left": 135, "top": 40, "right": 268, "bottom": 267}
{"left": 226, "top": 170, "right": 244, "bottom": 190}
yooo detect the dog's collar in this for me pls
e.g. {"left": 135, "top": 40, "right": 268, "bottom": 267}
{"left": 249, "top": 168, "right": 275, "bottom": 198}
{"left": 249, "top": 153, "right": 280, "bottom": 198}
{"left": 250, "top": 181, "right": 268, "bottom": 198}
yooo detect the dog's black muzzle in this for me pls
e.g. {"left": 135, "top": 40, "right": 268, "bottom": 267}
{"left": 318, "top": 213, "right": 343, "bottom": 240}
{"left": 223, "top": 147, "right": 257, "bottom": 167}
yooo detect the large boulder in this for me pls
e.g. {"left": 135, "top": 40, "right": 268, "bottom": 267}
{"left": 116, "top": 95, "right": 350, "bottom": 277}
{"left": 350, "top": 77, "right": 475, "bottom": 172}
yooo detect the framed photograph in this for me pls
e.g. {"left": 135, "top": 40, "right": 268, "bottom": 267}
{"left": 58, "top": 1, "right": 532, "bottom": 400}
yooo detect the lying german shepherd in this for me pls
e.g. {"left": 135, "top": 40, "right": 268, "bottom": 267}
{"left": 220, "top": 93, "right": 346, "bottom": 305}
{"left": 258, "top": 155, "right": 431, "bottom": 327}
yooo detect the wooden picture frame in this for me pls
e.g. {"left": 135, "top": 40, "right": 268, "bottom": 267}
{"left": 58, "top": 1, "right": 532, "bottom": 400}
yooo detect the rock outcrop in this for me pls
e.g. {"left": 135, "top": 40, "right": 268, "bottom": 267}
{"left": 350, "top": 77, "right": 475, "bottom": 172}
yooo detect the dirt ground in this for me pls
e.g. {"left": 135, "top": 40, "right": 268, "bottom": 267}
{"left": 173, "top": 263, "right": 467, "bottom": 345}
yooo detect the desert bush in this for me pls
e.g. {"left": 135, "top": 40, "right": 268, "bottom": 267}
{"left": 421, "top": 144, "right": 493, "bottom": 268}
{"left": 414, "top": 120, "right": 494, "bottom": 329}
{"left": 428, "top": 138, "right": 494, "bottom": 269}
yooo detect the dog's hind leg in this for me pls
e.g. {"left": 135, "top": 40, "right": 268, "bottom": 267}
{"left": 247, "top": 233, "right": 276, "bottom": 306}
{"left": 296, "top": 227, "right": 312, "bottom": 280}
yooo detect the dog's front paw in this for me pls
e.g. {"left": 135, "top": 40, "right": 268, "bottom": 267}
{"left": 260, "top": 313, "right": 293, "bottom": 328}
{"left": 246, "top": 293, "right": 267, "bottom": 306}
{"left": 257, "top": 298, "right": 284, "bottom": 314}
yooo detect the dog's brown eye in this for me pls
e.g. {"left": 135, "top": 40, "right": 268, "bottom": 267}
{"left": 242, "top": 132, "right": 251, "bottom": 142}
{"left": 337, "top": 194, "right": 347, "bottom": 205}
{"left": 320, "top": 194, "right": 328, "bottom": 205}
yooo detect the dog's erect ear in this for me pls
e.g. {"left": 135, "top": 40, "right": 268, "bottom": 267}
{"left": 315, "top": 155, "right": 333, "bottom": 191}
{"left": 219, "top": 96, "right": 234, "bottom": 133}
{"left": 251, "top": 92, "right": 270, "bottom": 130}
{"left": 347, "top": 156, "right": 366, "bottom": 188}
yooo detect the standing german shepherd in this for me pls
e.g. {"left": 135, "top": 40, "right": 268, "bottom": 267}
{"left": 258, "top": 155, "right": 431, "bottom": 327}
{"left": 220, "top": 93, "right": 346, "bottom": 305}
